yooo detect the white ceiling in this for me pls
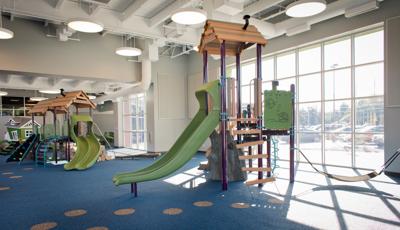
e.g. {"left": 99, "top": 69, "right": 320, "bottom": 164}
{"left": 0, "top": 0, "right": 383, "bottom": 46}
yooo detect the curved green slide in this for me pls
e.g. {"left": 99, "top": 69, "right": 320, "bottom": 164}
{"left": 113, "top": 80, "right": 221, "bottom": 186}
{"left": 64, "top": 115, "right": 101, "bottom": 171}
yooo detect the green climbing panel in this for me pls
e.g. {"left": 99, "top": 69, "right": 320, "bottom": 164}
{"left": 264, "top": 89, "right": 293, "bottom": 130}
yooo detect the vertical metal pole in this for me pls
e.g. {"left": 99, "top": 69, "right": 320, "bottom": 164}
{"left": 256, "top": 44, "right": 263, "bottom": 185}
{"left": 267, "top": 135, "right": 271, "bottom": 177}
{"left": 247, "top": 105, "right": 252, "bottom": 167}
{"left": 89, "top": 108, "right": 92, "bottom": 117}
{"left": 131, "top": 183, "right": 137, "bottom": 197}
{"left": 203, "top": 51, "right": 209, "bottom": 114}
{"left": 290, "top": 84, "right": 295, "bottom": 183}
{"left": 53, "top": 111, "right": 57, "bottom": 164}
{"left": 43, "top": 114, "right": 46, "bottom": 140}
{"left": 31, "top": 114, "right": 35, "bottom": 135}
{"left": 67, "top": 110, "right": 71, "bottom": 162}
{"left": 220, "top": 40, "right": 228, "bottom": 191}
{"left": 236, "top": 52, "right": 241, "bottom": 141}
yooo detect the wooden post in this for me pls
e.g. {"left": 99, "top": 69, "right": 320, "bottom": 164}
{"left": 247, "top": 104, "right": 252, "bottom": 167}
{"left": 256, "top": 44, "right": 263, "bottom": 186}
{"left": 220, "top": 40, "right": 228, "bottom": 191}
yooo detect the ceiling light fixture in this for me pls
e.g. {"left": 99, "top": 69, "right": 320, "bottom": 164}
{"left": 116, "top": 36, "right": 142, "bottom": 57}
{"left": 0, "top": 90, "right": 8, "bottom": 96}
{"left": 171, "top": 8, "right": 207, "bottom": 25}
{"left": 30, "top": 96, "right": 48, "bottom": 102}
{"left": 286, "top": 0, "right": 327, "bottom": 18}
{"left": 0, "top": 12, "right": 14, "bottom": 39}
{"left": 88, "top": 95, "right": 96, "bottom": 100}
{"left": 39, "top": 89, "right": 60, "bottom": 94}
{"left": 67, "top": 18, "right": 104, "bottom": 33}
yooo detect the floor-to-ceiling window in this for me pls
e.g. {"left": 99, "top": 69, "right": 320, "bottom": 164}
{"left": 122, "top": 93, "right": 146, "bottom": 150}
{"left": 230, "top": 27, "right": 384, "bottom": 169}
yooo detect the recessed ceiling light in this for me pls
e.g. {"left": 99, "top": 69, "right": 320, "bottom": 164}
{"left": 88, "top": 95, "right": 96, "bottom": 100}
{"left": 67, "top": 18, "right": 104, "bottom": 33}
{"left": 286, "top": 0, "right": 327, "bottom": 18}
{"left": 0, "top": 90, "right": 8, "bottom": 96}
{"left": 171, "top": 8, "right": 207, "bottom": 25}
{"left": 115, "top": 47, "right": 142, "bottom": 57}
{"left": 0, "top": 27, "right": 13, "bottom": 39}
{"left": 193, "top": 46, "right": 199, "bottom": 52}
{"left": 39, "top": 89, "right": 60, "bottom": 94}
{"left": 30, "top": 96, "right": 48, "bottom": 102}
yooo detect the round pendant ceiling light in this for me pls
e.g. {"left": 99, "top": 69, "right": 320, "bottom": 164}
{"left": 171, "top": 8, "right": 207, "bottom": 25}
{"left": 115, "top": 47, "right": 142, "bottom": 57}
{"left": 30, "top": 96, "right": 48, "bottom": 102}
{"left": 0, "top": 27, "right": 13, "bottom": 39}
{"left": 286, "top": 0, "right": 327, "bottom": 18}
{"left": 0, "top": 90, "right": 8, "bottom": 96}
{"left": 39, "top": 89, "right": 60, "bottom": 94}
{"left": 67, "top": 18, "right": 104, "bottom": 33}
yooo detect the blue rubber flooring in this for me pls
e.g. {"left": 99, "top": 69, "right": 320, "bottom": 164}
{"left": 0, "top": 154, "right": 315, "bottom": 230}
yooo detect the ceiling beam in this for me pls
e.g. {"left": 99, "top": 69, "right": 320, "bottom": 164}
{"left": 122, "top": 0, "right": 147, "bottom": 21}
{"left": 241, "top": 0, "right": 285, "bottom": 16}
{"left": 0, "top": 75, "right": 11, "bottom": 83}
{"left": 149, "top": 0, "right": 193, "bottom": 28}
{"left": 55, "top": 0, "right": 66, "bottom": 10}
{"left": 2, "top": 0, "right": 200, "bottom": 45}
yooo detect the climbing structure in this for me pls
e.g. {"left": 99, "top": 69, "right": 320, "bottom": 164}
{"left": 28, "top": 90, "right": 100, "bottom": 170}
{"left": 199, "top": 19, "right": 295, "bottom": 189}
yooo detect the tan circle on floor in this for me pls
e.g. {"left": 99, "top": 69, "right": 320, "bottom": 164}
{"left": 23, "top": 168, "right": 34, "bottom": 171}
{"left": 9, "top": 175, "right": 22, "bottom": 179}
{"left": 30, "top": 222, "right": 57, "bottom": 230}
{"left": 2, "top": 172, "right": 13, "bottom": 175}
{"left": 86, "top": 227, "right": 109, "bottom": 230}
{"left": 193, "top": 201, "right": 213, "bottom": 207}
{"left": 231, "top": 203, "right": 250, "bottom": 209}
{"left": 0, "top": 186, "right": 11, "bottom": 191}
{"left": 64, "top": 209, "right": 87, "bottom": 217}
{"left": 114, "top": 208, "right": 135, "bottom": 216}
{"left": 268, "top": 198, "right": 284, "bottom": 204}
{"left": 163, "top": 208, "right": 183, "bottom": 215}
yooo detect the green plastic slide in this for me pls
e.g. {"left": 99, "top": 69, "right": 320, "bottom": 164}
{"left": 113, "top": 80, "right": 221, "bottom": 186}
{"left": 64, "top": 115, "right": 101, "bottom": 171}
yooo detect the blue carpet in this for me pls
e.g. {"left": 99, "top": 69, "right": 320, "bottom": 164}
{"left": 0, "top": 154, "right": 316, "bottom": 230}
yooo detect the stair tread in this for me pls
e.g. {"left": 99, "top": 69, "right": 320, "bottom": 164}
{"left": 239, "top": 154, "right": 269, "bottom": 160}
{"left": 236, "top": 140, "right": 264, "bottom": 148}
{"left": 245, "top": 177, "right": 276, "bottom": 186}
{"left": 241, "top": 167, "right": 272, "bottom": 172}
{"left": 232, "top": 129, "right": 261, "bottom": 135}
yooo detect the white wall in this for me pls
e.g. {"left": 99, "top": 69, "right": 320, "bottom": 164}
{"left": 146, "top": 55, "right": 190, "bottom": 152}
{"left": 384, "top": 15, "right": 400, "bottom": 173}
{"left": 0, "top": 17, "right": 140, "bottom": 82}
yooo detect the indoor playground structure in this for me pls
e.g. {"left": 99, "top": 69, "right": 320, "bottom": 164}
{"left": 7, "top": 90, "right": 102, "bottom": 170}
{"left": 113, "top": 19, "right": 296, "bottom": 196}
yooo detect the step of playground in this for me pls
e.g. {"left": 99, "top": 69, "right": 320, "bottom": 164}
{"left": 230, "top": 118, "right": 258, "bottom": 123}
{"left": 232, "top": 129, "right": 261, "bottom": 135}
{"left": 241, "top": 167, "right": 272, "bottom": 172}
{"left": 236, "top": 140, "right": 264, "bottom": 148}
{"left": 239, "top": 154, "right": 269, "bottom": 160}
{"left": 245, "top": 177, "right": 276, "bottom": 186}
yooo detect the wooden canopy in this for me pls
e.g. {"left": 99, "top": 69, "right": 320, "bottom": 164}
{"left": 28, "top": 91, "right": 96, "bottom": 115}
{"left": 198, "top": 20, "right": 267, "bottom": 56}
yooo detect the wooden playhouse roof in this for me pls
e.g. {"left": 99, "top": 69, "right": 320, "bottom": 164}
{"left": 28, "top": 91, "right": 96, "bottom": 115}
{"left": 198, "top": 20, "right": 267, "bottom": 56}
